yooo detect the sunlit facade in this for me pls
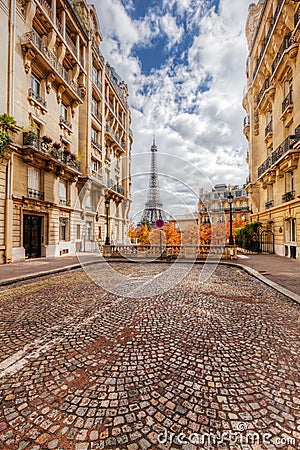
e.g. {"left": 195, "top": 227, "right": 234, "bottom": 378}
{"left": 244, "top": 0, "right": 300, "bottom": 258}
{"left": 0, "top": 0, "right": 132, "bottom": 263}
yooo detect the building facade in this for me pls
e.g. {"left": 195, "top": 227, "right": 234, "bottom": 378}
{"left": 198, "top": 184, "right": 251, "bottom": 225}
{"left": 244, "top": 0, "right": 300, "bottom": 258}
{"left": 0, "top": 0, "right": 132, "bottom": 263}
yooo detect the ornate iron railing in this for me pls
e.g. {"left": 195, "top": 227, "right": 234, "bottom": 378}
{"left": 265, "top": 119, "right": 273, "bottom": 136}
{"left": 282, "top": 90, "right": 293, "bottom": 113}
{"left": 258, "top": 135, "right": 300, "bottom": 178}
{"left": 282, "top": 190, "right": 295, "bottom": 202}
{"left": 28, "top": 88, "right": 47, "bottom": 109}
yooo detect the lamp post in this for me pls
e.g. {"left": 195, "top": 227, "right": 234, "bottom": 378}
{"left": 227, "top": 192, "right": 234, "bottom": 245}
{"left": 105, "top": 198, "right": 110, "bottom": 245}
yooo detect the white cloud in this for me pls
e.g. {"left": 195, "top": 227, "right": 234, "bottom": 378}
{"left": 95, "top": 0, "right": 252, "bottom": 218}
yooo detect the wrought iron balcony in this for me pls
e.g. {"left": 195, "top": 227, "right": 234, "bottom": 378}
{"left": 59, "top": 198, "right": 71, "bottom": 206}
{"left": 23, "top": 132, "right": 80, "bottom": 172}
{"left": 265, "top": 200, "right": 273, "bottom": 209}
{"left": 66, "top": 33, "right": 77, "bottom": 57}
{"left": 92, "top": 109, "right": 102, "bottom": 123}
{"left": 105, "top": 124, "right": 125, "bottom": 150}
{"left": 265, "top": 119, "right": 273, "bottom": 136}
{"left": 282, "top": 90, "right": 293, "bottom": 113}
{"left": 282, "top": 190, "right": 295, "bottom": 202}
{"left": 37, "top": 0, "right": 53, "bottom": 19}
{"left": 28, "top": 188, "right": 44, "bottom": 201}
{"left": 91, "top": 138, "right": 101, "bottom": 151}
{"left": 272, "top": 33, "right": 293, "bottom": 74}
{"left": 59, "top": 115, "right": 72, "bottom": 131}
{"left": 252, "top": 0, "right": 284, "bottom": 79}
{"left": 21, "top": 30, "right": 83, "bottom": 101}
{"left": 257, "top": 78, "right": 270, "bottom": 105}
{"left": 28, "top": 88, "right": 47, "bottom": 110}
{"left": 258, "top": 135, "right": 300, "bottom": 178}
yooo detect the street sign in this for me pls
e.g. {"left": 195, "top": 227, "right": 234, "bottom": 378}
{"left": 156, "top": 219, "right": 164, "bottom": 228}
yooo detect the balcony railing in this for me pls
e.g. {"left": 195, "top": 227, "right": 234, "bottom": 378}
{"left": 294, "top": 5, "right": 300, "bottom": 28}
{"left": 28, "top": 188, "right": 44, "bottom": 201}
{"left": 272, "top": 33, "right": 292, "bottom": 74}
{"left": 91, "top": 138, "right": 101, "bottom": 151}
{"left": 92, "top": 109, "right": 102, "bottom": 123}
{"left": 258, "top": 135, "right": 300, "bottom": 178}
{"left": 23, "top": 132, "right": 80, "bottom": 172}
{"left": 257, "top": 78, "right": 270, "bottom": 105}
{"left": 59, "top": 115, "right": 72, "bottom": 130}
{"left": 252, "top": 0, "right": 284, "bottom": 78}
{"left": 282, "top": 191, "right": 295, "bottom": 202}
{"left": 105, "top": 124, "right": 125, "bottom": 150}
{"left": 60, "top": 198, "right": 71, "bottom": 206}
{"left": 28, "top": 88, "right": 47, "bottom": 110}
{"left": 56, "top": 17, "right": 63, "bottom": 35}
{"left": 107, "top": 179, "right": 124, "bottom": 196}
{"left": 66, "top": 33, "right": 77, "bottom": 57}
{"left": 282, "top": 90, "right": 293, "bottom": 113}
{"left": 22, "top": 31, "right": 82, "bottom": 100}
{"left": 265, "top": 200, "right": 273, "bottom": 209}
{"left": 37, "top": 0, "right": 53, "bottom": 19}
{"left": 106, "top": 64, "right": 127, "bottom": 106}
{"left": 65, "top": 0, "right": 88, "bottom": 37}
{"left": 265, "top": 119, "right": 273, "bottom": 136}
{"left": 243, "top": 116, "right": 250, "bottom": 127}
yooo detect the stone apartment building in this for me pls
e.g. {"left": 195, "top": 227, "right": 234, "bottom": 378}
{"left": 243, "top": 0, "right": 300, "bottom": 258}
{"left": 198, "top": 184, "right": 251, "bottom": 225}
{"left": 0, "top": 0, "right": 132, "bottom": 263}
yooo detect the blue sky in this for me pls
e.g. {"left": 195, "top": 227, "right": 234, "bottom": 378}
{"left": 95, "top": 0, "right": 252, "bottom": 220}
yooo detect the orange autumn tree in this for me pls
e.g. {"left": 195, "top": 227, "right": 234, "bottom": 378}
{"left": 163, "top": 222, "right": 181, "bottom": 245}
{"left": 136, "top": 224, "right": 150, "bottom": 244}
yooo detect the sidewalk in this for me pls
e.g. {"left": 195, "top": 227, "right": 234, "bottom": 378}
{"left": 0, "top": 253, "right": 299, "bottom": 301}
{"left": 236, "top": 253, "right": 300, "bottom": 297}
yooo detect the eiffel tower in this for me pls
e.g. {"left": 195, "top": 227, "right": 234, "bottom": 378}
{"left": 141, "top": 137, "right": 165, "bottom": 226}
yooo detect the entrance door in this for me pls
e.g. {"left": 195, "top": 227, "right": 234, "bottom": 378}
{"left": 23, "top": 215, "right": 42, "bottom": 258}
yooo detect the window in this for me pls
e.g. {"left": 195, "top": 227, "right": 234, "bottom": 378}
{"left": 31, "top": 75, "right": 40, "bottom": 96}
{"left": 61, "top": 104, "right": 68, "bottom": 121}
{"left": 285, "top": 218, "right": 296, "bottom": 243}
{"left": 28, "top": 167, "right": 43, "bottom": 199}
{"left": 91, "top": 128, "right": 98, "bottom": 144}
{"left": 59, "top": 218, "right": 68, "bottom": 241}
{"left": 92, "top": 98, "right": 98, "bottom": 115}
{"left": 92, "top": 66, "right": 99, "bottom": 84}
{"left": 28, "top": 166, "right": 40, "bottom": 191}
{"left": 285, "top": 171, "right": 294, "bottom": 193}
{"left": 59, "top": 179, "right": 69, "bottom": 205}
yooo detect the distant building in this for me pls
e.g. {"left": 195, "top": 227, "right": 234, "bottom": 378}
{"left": 169, "top": 213, "right": 198, "bottom": 232}
{"left": 198, "top": 184, "right": 251, "bottom": 225}
{"left": 0, "top": 0, "right": 132, "bottom": 263}
{"left": 243, "top": 0, "right": 300, "bottom": 258}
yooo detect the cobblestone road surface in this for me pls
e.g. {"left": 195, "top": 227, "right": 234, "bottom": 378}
{"left": 0, "top": 264, "right": 300, "bottom": 450}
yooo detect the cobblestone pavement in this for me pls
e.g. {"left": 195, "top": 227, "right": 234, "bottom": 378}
{"left": 0, "top": 264, "right": 300, "bottom": 450}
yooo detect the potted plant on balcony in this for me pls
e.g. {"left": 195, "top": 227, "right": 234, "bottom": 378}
{"left": 42, "top": 135, "right": 52, "bottom": 144}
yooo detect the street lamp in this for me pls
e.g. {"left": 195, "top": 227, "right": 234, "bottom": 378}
{"left": 227, "top": 192, "right": 234, "bottom": 245}
{"left": 105, "top": 198, "right": 110, "bottom": 245}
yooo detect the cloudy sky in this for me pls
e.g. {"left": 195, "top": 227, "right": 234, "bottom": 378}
{"left": 94, "top": 0, "right": 252, "bottom": 221}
